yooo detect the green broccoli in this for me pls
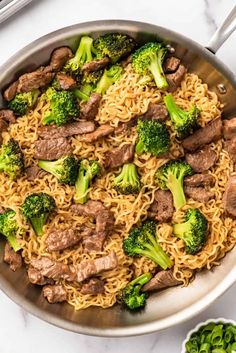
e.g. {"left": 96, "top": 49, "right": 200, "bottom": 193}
{"left": 113, "top": 163, "right": 141, "bottom": 195}
{"left": 155, "top": 160, "right": 193, "bottom": 210}
{"left": 95, "top": 64, "right": 124, "bottom": 95}
{"left": 64, "top": 35, "right": 95, "bottom": 75}
{"left": 0, "top": 139, "right": 24, "bottom": 180}
{"left": 94, "top": 33, "right": 136, "bottom": 63}
{"left": 135, "top": 119, "right": 170, "bottom": 156}
{"left": 42, "top": 87, "right": 79, "bottom": 126}
{"left": 132, "top": 42, "right": 168, "bottom": 89}
{"left": 38, "top": 155, "right": 79, "bottom": 185}
{"left": 121, "top": 273, "right": 152, "bottom": 311}
{"left": 123, "top": 220, "right": 173, "bottom": 270}
{"left": 173, "top": 208, "right": 208, "bottom": 254}
{"left": 164, "top": 94, "right": 200, "bottom": 138}
{"left": 73, "top": 70, "right": 103, "bottom": 102}
{"left": 21, "top": 193, "right": 56, "bottom": 236}
{"left": 8, "top": 89, "right": 40, "bottom": 116}
{"left": 74, "top": 159, "right": 101, "bottom": 204}
{"left": 0, "top": 209, "right": 22, "bottom": 252}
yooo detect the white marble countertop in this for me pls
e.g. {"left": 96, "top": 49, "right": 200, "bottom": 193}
{"left": 0, "top": 0, "right": 236, "bottom": 352}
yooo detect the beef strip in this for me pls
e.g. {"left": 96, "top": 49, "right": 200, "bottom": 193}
{"left": 80, "top": 124, "right": 114, "bottom": 143}
{"left": 0, "top": 109, "right": 16, "bottom": 123}
{"left": 104, "top": 144, "right": 134, "bottom": 169}
{"left": 34, "top": 137, "right": 71, "bottom": 160}
{"left": 182, "top": 117, "right": 223, "bottom": 152}
{"left": 27, "top": 267, "right": 54, "bottom": 285}
{"left": 17, "top": 70, "right": 54, "bottom": 93}
{"left": 184, "top": 186, "right": 214, "bottom": 203}
{"left": 26, "top": 165, "right": 48, "bottom": 181}
{"left": 120, "top": 55, "right": 132, "bottom": 68}
{"left": 0, "top": 119, "right": 8, "bottom": 145}
{"left": 80, "top": 93, "right": 102, "bottom": 120}
{"left": 55, "top": 72, "right": 77, "bottom": 90}
{"left": 30, "top": 257, "right": 77, "bottom": 281}
{"left": 4, "top": 243, "right": 22, "bottom": 272}
{"left": 46, "top": 229, "right": 81, "bottom": 251}
{"left": 0, "top": 206, "right": 5, "bottom": 214}
{"left": 184, "top": 174, "right": 215, "bottom": 187}
{"left": 223, "top": 117, "right": 236, "bottom": 140}
{"left": 49, "top": 47, "right": 73, "bottom": 71}
{"left": 223, "top": 176, "right": 236, "bottom": 218}
{"left": 76, "top": 251, "right": 118, "bottom": 282}
{"left": 225, "top": 138, "right": 236, "bottom": 162}
{"left": 82, "top": 57, "right": 110, "bottom": 72}
{"left": 83, "top": 231, "right": 106, "bottom": 252}
{"left": 3, "top": 81, "right": 19, "bottom": 101}
{"left": 166, "top": 64, "right": 186, "bottom": 92}
{"left": 43, "top": 285, "right": 67, "bottom": 303}
{"left": 142, "top": 102, "right": 168, "bottom": 122}
{"left": 37, "top": 121, "right": 95, "bottom": 139}
{"left": 81, "top": 278, "right": 105, "bottom": 295}
{"left": 148, "top": 190, "right": 174, "bottom": 223}
{"left": 164, "top": 57, "right": 180, "bottom": 73}
{"left": 114, "top": 118, "right": 137, "bottom": 135}
{"left": 142, "top": 270, "right": 180, "bottom": 292}
{"left": 185, "top": 145, "right": 218, "bottom": 172}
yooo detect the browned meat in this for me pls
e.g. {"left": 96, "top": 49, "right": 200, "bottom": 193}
{"left": 4, "top": 243, "right": 22, "bottom": 272}
{"left": 17, "top": 70, "right": 54, "bottom": 93}
{"left": 83, "top": 231, "right": 106, "bottom": 252}
{"left": 80, "top": 93, "right": 102, "bottom": 120}
{"left": 166, "top": 64, "right": 186, "bottom": 92}
{"left": 225, "top": 138, "right": 236, "bottom": 162}
{"left": 55, "top": 72, "right": 77, "bottom": 90}
{"left": 30, "top": 257, "right": 76, "bottom": 281}
{"left": 104, "top": 144, "right": 134, "bottom": 169}
{"left": 43, "top": 285, "right": 67, "bottom": 303}
{"left": 0, "top": 119, "right": 8, "bottom": 145}
{"left": 82, "top": 57, "right": 110, "bottom": 72}
{"left": 142, "top": 103, "right": 168, "bottom": 122}
{"left": 81, "top": 278, "right": 105, "bottom": 295}
{"left": 185, "top": 145, "right": 218, "bottom": 172}
{"left": 3, "top": 81, "right": 19, "bottom": 101}
{"left": 164, "top": 57, "right": 180, "bottom": 73}
{"left": 148, "top": 190, "right": 174, "bottom": 223}
{"left": 142, "top": 270, "right": 180, "bottom": 292}
{"left": 223, "top": 176, "right": 236, "bottom": 218}
{"left": 80, "top": 124, "right": 114, "bottom": 143}
{"left": 46, "top": 229, "right": 81, "bottom": 251}
{"left": 182, "top": 118, "right": 223, "bottom": 152}
{"left": 27, "top": 267, "right": 53, "bottom": 285}
{"left": 37, "top": 121, "right": 95, "bottom": 139}
{"left": 114, "top": 118, "right": 137, "bottom": 135}
{"left": 26, "top": 165, "right": 48, "bottom": 181}
{"left": 76, "top": 251, "right": 118, "bottom": 282}
{"left": 0, "top": 206, "right": 5, "bottom": 214}
{"left": 34, "top": 137, "right": 71, "bottom": 160}
{"left": 49, "top": 47, "right": 73, "bottom": 71}
{"left": 0, "top": 109, "right": 16, "bottom": 123}
{"left": 223, "top": 117, "right": 236, "bottom": 139}
{"left": 121, "top": 55, "right": 132, "bottom": 68}
{"left": 184, "top": 174, "right": 215, "bottom": 187}
{"left": 184, "top": 186, "right": 214, "bottom": 203}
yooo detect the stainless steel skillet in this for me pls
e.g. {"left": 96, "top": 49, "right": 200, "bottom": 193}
{"left": 0, "top": 6, "right": 236, "bottom": 337}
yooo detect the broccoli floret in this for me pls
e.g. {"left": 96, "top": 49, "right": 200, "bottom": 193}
{"left": 123, "top": 220, "right": 173, "bottom": 270}
{"left": 73, "top": 70, "right": 103, "bottom": 102}
{"left": 135, "top": 119, "right": 170, "bottom": 156}
{"left": 0, "top": 209, "right": 22, "bottom": 251}
{"left": 155, "top": 160, "right": 193, "bottom": 210}
{"left": 164, "top": 94, "right": 200, "bottom": 139}
{"left": 74, "top": 159, "right": 101, "bottom": 204}
{"left": 38, "top": 155, "right": 78, "bottom": 185}
{"left": 94, "top": 33, "right": 136, "bottom": 63}
{"left": 132, "top": 42, "right": 168, "bottom": 90}
{"left": 121, "top": 273, "right": 152, "bottom": 311}
{"left": 42, "top": 87, "right": 79, "bottom": 126}
{"left": 173, "top": 208, "right": 208, "bottom": 254}
{"left": 21, "top": 193, "right": 56, "bottom": 236}
{"left": 8, "top": 89, "right": 40, "bottom": 116}
{"left": 0, "top": 139, "right": 24, "bottom": 180}
{"left": 113, "top": 163, "right": 141, "bottom": 195}
{"left": 95, "top": 64, "right": 124, "bottom": 95}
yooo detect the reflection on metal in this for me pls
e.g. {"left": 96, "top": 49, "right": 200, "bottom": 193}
{"left": 0, "top": 0, "right": 34, "bottom": 24}
{"left": 217, "top": 83, "right": 227, "bottom": 95}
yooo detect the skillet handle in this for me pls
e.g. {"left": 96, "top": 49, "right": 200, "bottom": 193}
{"left": 206, "top": 5, "right": 236, "bottom": 54}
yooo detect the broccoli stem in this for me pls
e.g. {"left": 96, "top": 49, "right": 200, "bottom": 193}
{"left": 30, "top": 214, "right": 48, "bottom": 236}
{"left": 74, "top": 172, "right": 90, "bottom": 204}
{"left": 129, "top": 273, "right": 152, "bottom": 288}
{"left": 95, "top": 74, "right": 111, "bottom": 95}
{"left": 149, "top": 51, "right": 168, "bottom": 90}
{"left": 7, "top": 234, "right": 21, "bottom": 252}
{"left": 135, "top": 140, "right": 145, "bottom": 154}
{"left": 75, "top": 36, "right": 93, "bottom": 64}
{"left": 167, "top": 173, "right": 186, "bottom": 210}
{"left": 42, "top": 113, "right": 54, "bottom": 126}
{"left": 74, "top": 89, "right": 90, "bottom": 102}
{"left": 173, "top": 221, "right": 191, "bottom": 243}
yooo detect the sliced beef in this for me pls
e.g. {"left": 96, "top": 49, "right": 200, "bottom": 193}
{"left": 148, "top": 190, "right": 174, "bottom": 223}
{"left": 30, "top": 257, "right": 76, "bottom": 281}
{"left": 81, "top": 278, "right": 105, "bottom": 295}
{"left": 80, "top": 93, "right": 102, "bottom": 120}
{"left": 184, "top": 186, "right": 214, "bottom": 203}
{"left": 82, "top": 57, "right": 110, "bottom": 72}
{"left": 0, "top": 206, "right": 5, "bottom": 214}
{"left": 37, "top": 121, "right": 95, "bottom": 139}
{"left": 0, "top": 109, "right": 16, "bottom": 123}
{"left": 185, "top": 145, "right": 218, "bottom": 172}
{"left": 142, "top": 103, "right": 168, "bottom": 122}
{"left": 142, "top": 270, "right": 180, "bottom": 292}
{"left": 49, "top": 47, "right": 73, "bottom": 71}
{"left": 166, "top": 64, "right": 186, "bottom": 92}
{"left": 80, "top": 124, "right": 114, "bottom": 143}
{"left": 4, "top": 243, "right": 22, "bottom": 272}
{"left": 182, "top": 118, "right": 223, "bottom": 152}
{"left": 104, "top": 144, "right": 134, "bottom": 169}
{"left": 3, "top": 81, "right": 19, "bottom": 101}
{"left": 76, "top": 251, "right": 118, "bottom": 282}
{"left": 26, "top": 165, "right": 48, "bottom": 181}
{"left": 43, "top": 285, "right": 67, "bottom": 303}
{"left": 114, "top": 118, "right": 137, "bottom": 135}
{"left": 225, "top": 138, "right": 236, "bottom": 162}
{"left": 223, "top": 176, "right": 236, "bottom": 218}
{"left": 27, "top": 267, "right": 53, "bottom": 285}
{"left": 121, "top": 55, "right": 132, "bottom": 68}
{"left": 46, "top": 229, "right": 81, "bottom": 252}
{"left": 34, "top": 137, "right": 71, "bottom": 160}
{"left": 164, "top": 57, "right": 180, "bottom": 73}
{"left": 223, "top": 117, "right": 236, "bottom": 140}
{"left": 17, "top": 70, "right": 54, "bottom": 93}
{"left": 83, "top": 231, "right": 106, "bottom": 252}
{"left": 184, "top": 174, "right": 215, "bottom": 187}
{"left": 0, "top": 119, "right": 8, "bottom": 145}
{"left": 55, "top": 72, "right": 77, "bottom": 90}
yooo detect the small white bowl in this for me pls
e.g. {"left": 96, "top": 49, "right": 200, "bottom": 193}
{"left": 181, "top": 317, "right": 236, "bottom": 353}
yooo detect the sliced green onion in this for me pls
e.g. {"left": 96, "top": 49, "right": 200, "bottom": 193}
{"left": 211, "top": 325, "right": 224, "bottom": 346}
{"left": 199, "top": 342, "right": 210, "bottom": 353}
